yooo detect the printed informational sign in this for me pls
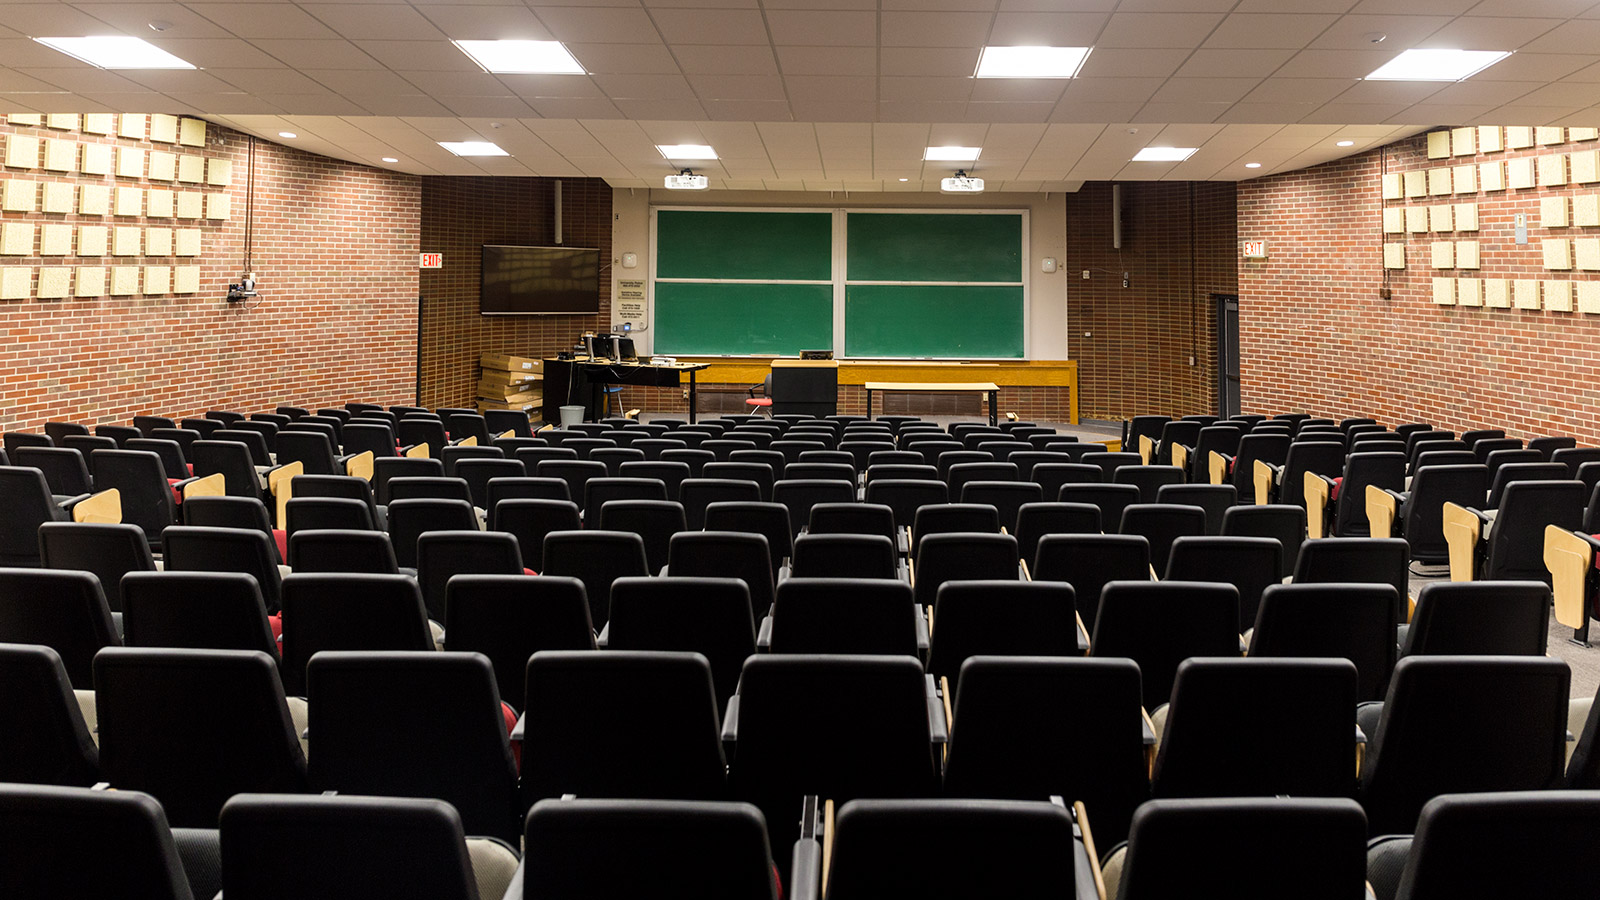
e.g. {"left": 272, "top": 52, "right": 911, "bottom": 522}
{"left": 616, "top": 279, "right": 647, "bottom": 327}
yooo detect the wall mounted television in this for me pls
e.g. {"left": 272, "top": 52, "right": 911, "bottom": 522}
{"left": 480, "top": 244, "right": 601, "bottom": 315}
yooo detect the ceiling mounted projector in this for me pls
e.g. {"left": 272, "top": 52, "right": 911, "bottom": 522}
{"left": 664, "top": 169, "right": 708, "bottom": 191}
{"left": 940, "top": 170, "right": 984, "bottom": 194}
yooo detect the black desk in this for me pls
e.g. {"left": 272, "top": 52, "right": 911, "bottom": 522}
{"left": 540, "top": 358, "right": 710, "bottom": 424}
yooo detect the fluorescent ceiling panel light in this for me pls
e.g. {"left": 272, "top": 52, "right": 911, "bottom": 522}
{"left": 1336, "top": 140, "right": 1355, "bottom": 147}
{"left": 278, "top": 131, "right": 297, "bottom": 138}
{"left": 924, "top": 146, "right": 981, "bottom": 162}
{"left": 657, "top": 144, "right": 717, "bottom": 160}
{"left": 382, "top": 157, "right": 399, "bottom": 163}
{"left": 1366, "top": 48, "right": 1510, "bottom": 81}
{"left": 34, "top": 36, "right": 194, "bottom": 69}
{"left": 1131, "top": 147, "right": 1196, "bottom": 162}
{"left": 453, "top": 40, "right": 584, "bottom": 75}
{"left": 439, "top": 141, "right": 509, "bottom": 157}
{"left": 975, "top": 45, "right": 1091, "bottom": 78}
{"left": 1245, "top": 162, "right": 1262, "bottom": 168}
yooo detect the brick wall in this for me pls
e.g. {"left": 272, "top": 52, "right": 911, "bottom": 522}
{"left": 1238, "top": 130, "right": 1600, "bottom": 445}
{"left": 0, "top": 117, "right": 419, "bottom": 431}
{"left": 417, "top": 176, "right": 612, "bottom": 410}
{"left": 1066, "top": 181, "right": 1235, "bottom": 421}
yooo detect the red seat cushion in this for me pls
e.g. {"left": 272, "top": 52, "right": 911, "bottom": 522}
{"left": 168, "top": 479, "right": 183, "bottom": 506}
{"left": 523, "top": 567, "right": 538, "bottom": 576}
{"left": 746, "top": 398, "right": 773, "bottom": 407}
{"left": 273, "top": 529, "right": 288, "bottom": 565}
{"left": 268, "top": 614, "right": 282, "bottom": 641}
{"left": 1330, "top": 476, "right": 1344, "bottom": 500}
{"left": 502, "top": 701, "right": 521, "bottom": 770}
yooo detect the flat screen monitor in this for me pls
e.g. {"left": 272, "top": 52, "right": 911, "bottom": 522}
{"left": 480, "top": 244, "right": 601, "bottom": 315}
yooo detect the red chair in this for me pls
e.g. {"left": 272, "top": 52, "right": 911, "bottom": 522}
{"left": 746, "top": 374, "right": 773, "bottom": 417}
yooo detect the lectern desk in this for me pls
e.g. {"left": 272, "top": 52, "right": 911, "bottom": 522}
{"left": 770, "top": 359, "right": 838, "bottom": 418}
{"left": 540, "top": 358, "right": 710, "bottom": 424}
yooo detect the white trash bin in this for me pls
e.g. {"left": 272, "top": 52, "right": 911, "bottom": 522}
{"left": 558, "top": 405, "right": 585, "bottom": 429}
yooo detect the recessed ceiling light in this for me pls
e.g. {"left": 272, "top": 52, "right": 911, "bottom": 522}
{"left": 278, "top": 131, "right": 297, "bottom": 139}
{"left": 657, "top": 144, "right": 717, "bottom": 160}
{"left": 1366, "top": 48, "right": 1510, "bottom": 82}
{"left": 34, "top": 36, "right": 194, "bottom": 69}
{"left": 1336, "top": 140, "right": 1355, "bottom": 147}
{"left": 975, "top": 45, "right": 1092, "bottom": 79}
{"left": 452, "top": 40, "right": 584, "bottom": 75}
{"left": 924, "top": 146, "right": 981, "bottom": 162}
{"left": 381, "top": 157, "right": 398, "bottom": 163}
{"left": 1245, "top": 162, "right": 1262, "bottom": 169}
{"left": 439, "top": 141, "right": 509, "bottom": 157}
{"left": 1131, "top": 147, "right": 1197, "bottom": 162}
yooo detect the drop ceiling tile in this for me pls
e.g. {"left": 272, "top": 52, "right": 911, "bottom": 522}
{"left": 672, "top": 45, "right": 779, "bottom": 75}
{"left": 1476, "top": 53, "right": 1593, "bottom": 83}
{"left": 1240, "top": 77, "right": 1354, "bottom": 104}
{"left": 302, "top": 4, "right": 446, "bottom": 40}
{"left": 187, "top": 4, "right": 342, "bottom": 39}
{"left": 1065, "top": 77, "right": 1164, "bottom": 103}
{"left": 1202, "top": 13, "right": 1339, "bottom": 48}
{"left": 783, "top": 75, "right": 877, "bottom": 102}
{"left": 756, "top": 122, "right": 821, "bottom": 158}
{"left": 215, "top": 68, "right": 337, "bottom": 94}
{"left": 302, "top": 69, "right": 420, "bottom": 95}
{"left": 882, "top": 0, "right": 998, "bottom": 10}
{"left": 964, "top": 101, "right": 1055, "bottom": 122}
{"left": 1404, "top": 104, "right": 1498, "bottom": 123}
{"left": 354, "top": 41, "right": 483, "bottom": 71}
{"left": 880, "top": 76, "right": 973, "bottom": 102}
{"left": 1275, "top": 48, "right": 1396, "bottom": 78}
{"left": 1049, "top": 101, "right": 1146, "bottom": 121}
{"left": 78, "top": 4, "right": 236, "bottom": 38}
{"left": 22, "top": 68, "right": 146, "bottom": 93}
{"left": 815, "top": 122, "right": 873, "bottom": 158}
{"left": 563, "top": 43, "right": 680, "bottom": 74}
{"left": 1421, "top": 16, "right": 1561, "bottom": 50}
{"left": 776, "top": 46, "right": 878, "bottom": 76}
{"left": 1175, "top": 48, "right": 1297, "bottom": 77}
{"left": 880, "top": 12, "right": 993, "bottom": 48}
{"left": 1470, "top": 0, "right": 1593, "bottom": 16}
{"left": 348, "top": 94, "right": 456, "bottom": 116}
{"left": 533, "top": 7, "right": 663, "bottom": 43}
{"left": 1309, "top": 15, "right": 1453, "bottom": 50}
{"left": 1076, "top": 48, "right": 1191, "bottom": 78}
{"left": 612, "top": 98, "right": 708, "bottom": 119}
{"left": 246, "top": 40, "right": 386, "bottom": 70}
{"left": 652, "top": 9, "right": 769, "bottom": 44}
{"left": 687, "top": 74, "right": 788, "bottom": 101}
{"left": 648, "top": 0, "right": 758, "bottom": 7}
{"left": 1234, "top": 0, "right": 1358, "bottom": 11}
{"left": 1150, "top": 77, "right": 1259, "bottom": 103}
{"left": 695, "top": 122, "right": 767, "bottom": 156}
{"left": 880, "top": 47, "right": 982, "bottom": 77}
{"left": 1515, "top": 82, "right": 1600, "bottom": 106}
{"left": 763, "top": 0, "right": 875, "bottom": 10}
{"left": 1351, "top": 0, "right": 1468, "bottom": 10}
{"left": 412, "top": 5, "right": 553, "bottom": 39}
{"left": 592, "top": 73, "right": 699, "bottom": 100}
{"left": 167, "top": 92, "right": 285, "bottom": 114}
{"left": 1298, "top": 102, "right": 1408, "bottom": 123}
{"left": 1520, "top": 21, "right": 1600, "bottom": 53}
{"left": 1419, "top": 80, "right": 1540, "bottom": 105}
{"left": 394, "top": 70, "right": 511, "bottom": 96}
{"left": 969, "top": 80, "right": 1070, "bottom": 103}
{"left": 1096, "top": 13, "right": 1226, "bottom": 48}
{"left": 528, "top": 98, "right": 624, "bottom": 118}
{"left": 497, "top": 75, "right": 606, "bottom": 99}
{"left": 436, "top": 96, "right": 539, "bottom": 117}
{"left": 926, "top": 122, "right": 987, "bottom": 144}
{"left": 1333, "top": 80, "right": 1447, "bottom": 104}
{"left": 1133, "top": 101, "right": 1230, "bottom": 122}
{"left": 123, "top": 70, "right": 239, "bottom": 93}
{"left": 1213, "top": 102, "right": 1317, "bottom": 122}
{"left": 0, "top": 70, "right": 72, "bottom": 92}
{"left": 767, "top": 11, "right": 878, "bottom": 46}
{"left": 0, "top": 39, "right": 80, "bottom": 68}
{"left": 878, "top": 101, "right": 969, "bottom": 121}
{"left": 248, "top": 94, "right": 363, "bottom": 114}
{"left": 987, "top": 12, "right": 1109, "bottom": 44}
{"left": 702, "top": 99, "right": 794, "bottom": 120}
{"left": 144, "top": 39, "right": 286, "bottom": 69}
{"left": 790, "top": 100, "right": 878, "bottom": 120}
{"left": 1, "top": 4, "right": 116, "bottom": 34}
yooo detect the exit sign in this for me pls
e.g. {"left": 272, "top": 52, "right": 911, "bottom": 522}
{"left": 1241, "top": 241, "right": 1268, "bottom": 259}
{"left": 419, "top": 253, "right": 443, "bottom": 268}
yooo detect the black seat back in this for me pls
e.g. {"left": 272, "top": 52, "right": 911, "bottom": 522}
{"left": 1249, "top": 583, "right": 1398, "bottom": 702}
{"left": 1031, "top": 534, "right": 1150, "bottom": 632}
{"left": 1090, "top": 580, "right": 1240, "bottom": 709}
{"left": 278, "top": 573, "right": 434, "bottom": 695}
{"left": 0, "top": 644, "right": 101, "bottom": 787}
{"left": 121, "top": 571, "right": 277, "bottom": 656}
{"left": 607, "top": 576, "right": 756, "bottom": 709}
{"left": 0, "top": 567, "right": 119, "bottom": 689}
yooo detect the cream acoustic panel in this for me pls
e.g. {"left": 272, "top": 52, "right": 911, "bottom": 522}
{"left": 147, "top": 189, "right": 174, "bottom": 218}
{"left": 1455, "top": 240, "right": 1480, "bottom": 269}
{"left": 112, "top": 226, "right": 141, "bottom": 257}
{"left": 5, "top": 134, "right": 40, "bottom": 169}
{"left": 178, "top": 118, "right": 206, "bottom": 147}
{"left": 1478, "top": 126, "right": 1503, "bottom": 153}
{"left": 1576, "top": 237, "right": 1600, "bottom": 271}
{"left": 1452, "top": 127, "right": 1475, "bottom": 157}
{"left": 1457, "top": 277, "right": 1482, "bottom": 307}
{"left": 43, "top": 139, "right": 76, "bottom": 173}
{"left": 1431, "top": 241, "right": 1455, "bottom": 269}
{"left": 39, "top": 224, "right": 71, "bottom": 256}
{"left": 1546, "top": 279, "right": 1574, "bottom": 311}
{"left": 206, "top": 193, "right": 230, "bottom": 220}
{"left": 0, "top": 266, "right": 29, "bottom": 300}
{"left": 1538, "top": 126, "right": 1565, "bottom": 146}
{"left": 1454, "top": 203, "right": 1478, "bottom": 232}
{"left": 117, "top": 147, "right": 144, "bottom": 179}
{"left": 75, "top": 266, "right": 105, "bottom": 297}
{"left": 1538, "top": 153, "right": 1568, "bottom": 187}
{"left": 110, "top": 266, "right": 139, "bottom": 296}
{"left": 175, "top": 228, "right": 201, "bottom": 257}
{"left": 177, "top": 155, "right": 204, "bottom": 184}
{"left": 1506, "top": 126, "right": 1534, "bottom": 149}
{"left": 1430, "top": 204, "right": 1453, "bottom": 232}
{"left": 1428, "top": 168, "right": 1451, "bottom": 196}
{"left": 1573, "top": 128, "right": 1600, "bottom": 142}
{"left": 78, "top": 184, "right": 110, "bottom": 216}
{"left": 207, "top": 159, "right": 232, "bottom": 187}
{"left": 148, "top": 151, "right": 176, "bottom": 182}
{"left": 1, "top": 222, "right": 34, "bottom": 256}
{"left": 1404, "top": 170, "right": 1427, "bottom": 198}
{"left": 2, "top": 179, "right": 36, "bottom": 213}
{"left": 1383, "top": 243, "right": 1405, "bottom": 269}
{"left": 173, "top": 265, "right": 199, "bottom": 294}
{"left": 1544, "top": 238, "right": 1572, "bottom": 269}
{"left": 41, "top": 182, "right": 73, "bottom": 214}
{"left": 1542, "top": 196, "right": 1569, "bottom": 228}
{"left": 1382, "top": 207, "right": 1404, "bottom": 233}
{"left": 81, "top": 143, "right": 112, "bottom": 176}
{"left": 143, "top": 265, "right": 170, "bottom": 295}
{"left": 46, "top": 114, "right": 78, "bottom": 131}
{"left": 1573, "top": 150, "right": 1599, "bottom": 184}
{"left": 114, "top": 187, "right": 142, "bottom": 217}
{"left": 118, "top": 114, "right": 145, "bottom": 141}
{"left": 1577, "top": 195, "right": 1600, "bottom": 228}
{"left": 146, "top": 227, "right": 172, "bottom": 257}
{"left": 1484, "top": 279, "right": 1511, "bottom": 309}
{"left": 1432, "top": 277, "right": 1455, "bottom": 305}
{"left": 1479, "top": 161, "right": 1505, "bottom": 192}
{"left": 175, "top": 191, "right": 202, "bottom": 219}
{"left": 8, "top": 114, "right": 40, "bottom": 127}
{"left": 1514, "top": 278, "right": 1541, "bottom": 310}
{"left": 1507, "top": 157, "right": 1535, "bottom": 189}
{"left": 149, "top": 114, "right": 178, "bottom": 144}
{"left": 83, "top": 113, "right": 114, "bottom": 135}
{"left": 1406, "top": 206, "right": 1429, "bottom": 233}
{"left": 1381, "top": 173, "right": 1402, "bottom": 200}
{"left": 1427, "top": 131, "right": 1451, "bottom": 159}
{"left": 1453, "top": 165, "right": 1476, "bottom": 194}
{"left": 1579, "top": 281, "right": 1600, "bottom": 314}
{"left": 36, "top": 267, "right": 70, "bottom": 299}
{"left": 77, "top": 226, "right": 107, "bottom": 257}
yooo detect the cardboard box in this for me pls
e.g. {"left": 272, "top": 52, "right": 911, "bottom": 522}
{"left": 478, "top": 367, "right": 542, "bottom": 387}
{"left": 480, "top": 352, "right": 543, "bottom": 372}
{"left": 479, "top": 381, "right": 543, "bottom": 403}
{"left": 477, "top": 399, "right": 539, "bottom": 414}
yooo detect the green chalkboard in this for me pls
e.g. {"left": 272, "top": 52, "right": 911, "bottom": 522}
{"left": 655, "top": 282, "right": 834, "bottom": 356}
{"left": 846, "top": 213, "right": 1022, "bottom": 283}
{"left": 844, "top": 285, "right": 1024, "bottom": 358}
{"left": 656, "top": 210, "right": 833, "bottom": 281}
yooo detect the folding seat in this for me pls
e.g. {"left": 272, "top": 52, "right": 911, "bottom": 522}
{"left": 37, "top": 521, "right": 157, "bottom": 614}
{"left": 1109, "top": 798, "right": 1369, "bottom": 900}
{"left": 700, "top": 438, "right": 758, "bottom": 462}
{"left": 927, "top": 581, "right": 1085, "bottom": 684}
{"left": 726, "top": 429, "right": 774, "bottom": 450}
{"left": 952, "top": 423, "right": 1002, "bottom": 445}
{"left": 16, "top": 446, "right": 93, "bottom": 497}
{"left": 339, "top": 423, "right": 398, "bottom": 462}
{"left": 932, "top": 450, "right": 991, "bottom": 482}
{"left": 385, "top": 497, "right": 477, "bottom": 569}
{"left": 371, "top": 455, "right": 443, "bottom": 504}
{"left": 1253, "top": 439, "right": 1344, "bottom": 507}
{"left": 590, "top": 447, "right": 645, "bottom": 476}
{"left": 911, "top": 532, "right": 1019, "bottom": 609}
{"left": 1411, "top": 439, "right": 1472, "bottom": 474}
{"left": 285, "top": 496, "right": 374, "bottom": 536}
{"left": 126, "top": 438, "right": 190, "bottom": 483}
{"left": 445, "top": 412, "right": 493, "bottom": 446}
{"left": 1058, "top": 483, "right": 1140, "bottom": 537}
{"left": 121, "top": 572, "right": 277, "bottom": 656}
{"left": 973, "top": 440, "right": 1032, "bottom": 462}
{"left": 1029, "top": 533, "right": 1149, "bottom": 632}
{"left": 482, "top": 476, "right": 571, "bottom": 517}
{"left": 1152, "top": 657, "right": 1357, "bottom": 800}
{"left": 1305, "top": 450, "right": 1406, "bottom": 538}
{"left": 703, "top": 502, "right": 793, "bottom": 578}
{"left": 151, "top": 427, "right": 200, "bottom": 463}
{"left": 1248, "top": 583, "right": 1398, "bottom": 702}
{"left": 0, "top": 784, "right": 198, "bottom": 898}
{"left": 384, "top": 476, "right": 473, "bottom": 506}
{"left": 667, "top": 531, "right": 777, "bottom": 619}
{"left": 1152, "top": 420, "right": 1202, "bottom": 466}
{"left": 1123, "top": 415, "right": 1169, "bottom": 460}
{"left": 1113, "top": 464, "right": 1185, "bottom": 503}
{"left": 1152, "top": 483, "right": 1233, "bottom": 534}
{"left": 443, "top": 574, "right": 593, "bottom": 712}
{"left": 1442, "top": 478, "right": 1583, "bottom": 582}
{"left": 1118, "top": 502, "right": 1206, "bottom": 573}
{"left": 522, "top": 650, "right": 728, "bottom": 805}
{"left": 1552, "top": 446, "right": 1600, "bottom": 478}
{"left": 494, "top": 436, "right": 548, "bottom": 456}
{"left": 230, "top": 420, "right": 280, "bottom": 456}
{"left": 414, "top": 530, "right": 524, "bottom": 622}
{"left": 1005, "top": 450, "right": 1068, "bottom": 482}
{"left": 43, "top": 421, "right": 90, "bottom": 443}
{"left": 452, "top": 458, "right": 525, "bottom": 510}
{"left": 94, "top": 647, "right": 308, "bottom": 827}
{"left": 841, "top": 440, "right": 896, "bottom": 471}
{"left": 958, "top": 480, "right": 1042, "bottom": 533}
{"left": 1400, "top": 581, "right": 1549, "bottom": 656}
{"left": 1367, "top": 465, "right": 1487, "bottom": 566}
{"left": 0, "top": 644, "right": 101, "bottom": 787}
{"left": 542, "top": 530, "right": 648, "bottom": 628}
{"left": 1210, "top": 432, "right": 1290, "bottom": 495}
{"left": 0, "top": 568, "right": 120, "bottom": 689}
{"left": 287, "top": 528, "right": 403, "bottom": 575}
{"left": 772, "top": 478, "right": 855, "bottom": 536}
{"left": 730, "top": 447, "right": 787, "bottom": 476}
{"left": 287, "top": 472, "right": 383, "bottom": 526}
{"left": 863, "top": 479, "right": 947, "bottom": 534}
{"left": 907, "top": 439, "right": 963, "bottom": 467}
{"left": 597, "top": 499, "right": 686, "bottom": 573}
{"left": 1528, "top": 435, "right": 1578, "bottom": 459}
{"left": 91, "top": 449, "right": 181, "bottom": 549}
{"left": 865, "top": 461, "right": 936, "bottom": 483}
{"left": 162, "top": 525, "right": 283, "bottom": 614}
{"left": 1469, "top": 436, "right": 1521, "bottom": 464}
{"left": 1484, "top": 461, "right": 1567, "bottom": 507}
{"left": 663, "top": 430, "right": 709, "bottom": 451}
{"left": 441, "top": 444, "right": 506, "bottom": 478}
{"left": 785, "top": 431, "right": 836, "bottom": 451}
{"left": 768, "top": 577, "right": 920, "bottom": 656}
{"left": 702, "top": 461, "right": 775, "bottom": 501}
{"left": 396, "top": 418, "right": 449, "bottom": 458}
{"left": 679, "top": 477, "right": 762, "bottom": 530}
{"left": 1482, "top": 448, "right": 1540, "bottom": 482}
{"left": 1012, "top": 502, "right": 1101, "bottom": 566}
{"left": 1221, "top": 503, "right": 1305, "bottom": 578}
{"left": 821, "top": 798, "right": 1093, "bottom": 900}
{"left": 182, "top": 417, "right": 224, "bottom": 438}
{"left": 95, "top": 425, "right": 143, "bottom": 448}
{"left": 63, "top": 433, "right": 118, "bottom": 456}
{"left": 806, "top": 500, "right": 896, "bottom": 542}
{"left": 1030, "top": 461, "right": 1098, "bottom": 498}
{"left": 583, "top": 476, "right": 669, "bottom": 516}
{"left": 788, "top": 533, "right": 898, "bottom": 580}
{"left": 1162, "top": 535, "right": 1277, "bottom": 630}
{"left": 1081, "top": 450, "right": 1142, "bottom": 482}
{"left": 726, "top": 654, "right": 941, "bottom": 879}
{"left": 1293, "top": 537, "right": 1411, "bottom": 624}
{"left": 662, "top": 447, "right": 716, "bottom": 477}
{"left": 278, "top": 573, "right": 433, "bottom": 695}
{"left": 607, "top": 576, "right": 755, "bottom": 708}
{"left": 1179, "top": 424, "right": 1243, "bottom": 481}
{"left": 514, "top": 445, "right": 579, "bottom": 473}
{"left": 1357, "top": 655, "right": 1569, "bottom": 835}
{"left": 908, "top": 503, "right": 1000, "bottom": 560}
{"left": 1090, "top": 580, "right": 1240, "bottom": 709}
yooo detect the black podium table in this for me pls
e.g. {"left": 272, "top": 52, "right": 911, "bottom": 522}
{"left": 540, "top": 358, "right": 710, "bottom": 424}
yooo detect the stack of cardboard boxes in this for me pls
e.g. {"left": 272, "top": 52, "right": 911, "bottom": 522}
{"left": 477, "top": 352, "right": 543, "bottom": 421}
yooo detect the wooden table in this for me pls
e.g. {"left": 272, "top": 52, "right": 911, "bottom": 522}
{"left": 863, "top": 381, "right": 1002, "bottom": 426}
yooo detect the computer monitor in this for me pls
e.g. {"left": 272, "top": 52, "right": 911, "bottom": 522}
{"left": 798, "top": 349, "right": 834, "bottom": 360}
{"left": 618, "top": 338, "right": 637, "bottom": 362}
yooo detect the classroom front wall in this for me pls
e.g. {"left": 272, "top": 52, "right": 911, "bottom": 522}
{"left": 0, "top": 118, "right": 419, "bottom": 431}
{"left": 1237, "top": 130, "right": 1600, "bottom": 446}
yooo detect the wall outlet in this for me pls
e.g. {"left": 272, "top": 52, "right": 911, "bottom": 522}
{"left": 1121, "top": 272, "right": 1130, "bottom": 288}
{"left": 1081, "top": 269, "right": 1091, "bottom": 280}
{"left": 1188, "top": 356, "right": 1196, "bottom": 366}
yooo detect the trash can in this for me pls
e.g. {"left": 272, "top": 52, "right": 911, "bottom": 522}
{"left": 558, "top": 405, "right": 585, "bottom": 429}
